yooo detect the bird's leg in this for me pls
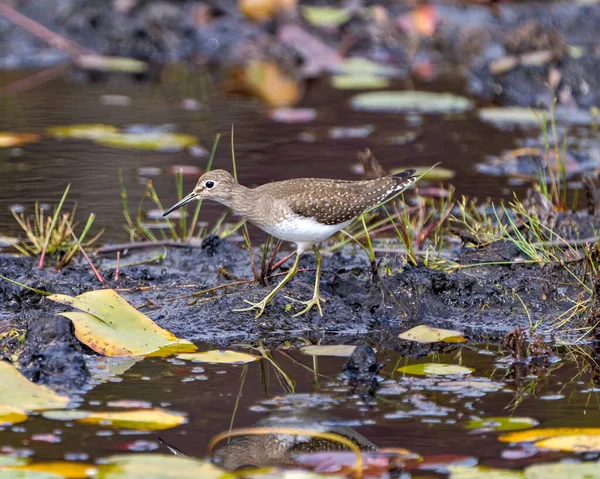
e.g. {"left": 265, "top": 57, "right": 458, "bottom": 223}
{"left": 290, "top": 246, "right": 326, "bottom": 317}
{"left": 234, "top": 251, "right": 302, "bottom": 318}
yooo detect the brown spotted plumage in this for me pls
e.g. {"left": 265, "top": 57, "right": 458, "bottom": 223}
{"left": 163, "top": 167, "right": 417, "bottom": 318}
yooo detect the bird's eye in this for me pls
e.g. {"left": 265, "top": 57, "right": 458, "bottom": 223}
{"left": 205, "top": 180, "right": 215, "bottom": 189}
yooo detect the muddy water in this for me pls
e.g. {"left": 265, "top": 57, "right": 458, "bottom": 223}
{"left": 0, "top": 67, "right": 524, "bottom": 243}
{"left": 2, "top": 344, "right": 598, "bottom": 473}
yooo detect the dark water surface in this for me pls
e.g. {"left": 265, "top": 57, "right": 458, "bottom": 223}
{"left": 0, "top": 67, "right": 522, "bottom": 243}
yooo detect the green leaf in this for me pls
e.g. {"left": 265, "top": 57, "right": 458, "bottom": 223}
{"left": 94, "top": 132, "right": 198, "bottom": 151}
{"left": 351, "top": 91, "right": 473, "bottom": 113}
{"left": 301, "top": 6, "right": 351, "bottom": 26}
{"left": 397, "top": 363, "right": 474, "bottom": 376}
{"left": 47, "top": 289, "right": 197, "bottom": 357}
{"left": 331, "top": 75, "right": 390, "bottom": 90}
{"left": 466, "top": 417, "right": 538, "bottom": 432}
{"left": 47, "top": 124, "right": 119, "bottom": 139}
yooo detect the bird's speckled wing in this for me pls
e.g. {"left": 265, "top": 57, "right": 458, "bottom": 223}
{"left": 258, "top": 170, "right": 416, "bottom": 226}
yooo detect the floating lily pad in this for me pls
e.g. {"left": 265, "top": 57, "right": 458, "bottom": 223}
{"left": 448, "top": 465, "right": 524, "bottom": 479}
{"left": 48, "top": 289, "right": 197, "bottom": 357}
{"left": 94, "top": 132, "right": 198, "bottom": 152}
{"left": 399, "top": 325, "right": 466, "bottom": 344}
{"left": 499, "top": 427, "right": 600, "bottom": 443}
{"left": 397, "top": 363, "right": 474, "bottom": 376}
{"left": 335, "top": 57, "right": 403, "bottom": 77}
{"left": 526, "top": 462, "right": 600, "bottom": 478}
{"left": 47, "top": 124, "right": 119, "bottom": 139}
{"left": 0, "top": 471, "right": 64, "bottom": 479}
{"left": 300, "top": 345, "right": 360, "bottom": 357}
{"left": 0, "top": 361, "right": 69, "bottom": 411}
{"left": 0, "top": 405, "right": 28, "bottom": 425}
{"left": 534, "top": 434, "right": 600, "bottom": 452}
{"left": 331, "top": 75, "right": 390, "bottom": 90}
{"left": 466, "top": 417, "right": 538, "bottom": 432}
{"left": 4, "top": 462, "right": 98, "bottom": 478}
{"left": 0, "top": 132, "right": 40, "bottom": 148}
{"left": 301, "top": 6, "right": 351, "bottom": 26}
{"left": 477, "top": 108, "right": 544, "bottom": 126}
{"left": 351, "top": 91, "right": 473, "bottom": 113}
{"left": 43, "top": 408, "right": 185, "bottom": 430}
{"left": 97, "top": 453, "right": 224, "bottom": 479}
{"left": 75, "top": 55, "right": 148, "bottom": 73}
{"left": 177, "top": 350, "right": 260, "bottom": 364}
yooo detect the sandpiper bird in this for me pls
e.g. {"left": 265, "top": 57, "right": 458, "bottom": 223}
{"left": 163, "top": 168, "right": 417, "bottom": 317}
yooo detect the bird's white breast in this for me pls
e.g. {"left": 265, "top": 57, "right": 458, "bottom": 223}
{"left": 260, "top": 215, "right": 353, "bottom": 250}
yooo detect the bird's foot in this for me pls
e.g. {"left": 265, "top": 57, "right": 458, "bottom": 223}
{"left": 232, "top": 298, "right": 272, "bottom": 318}
{"left": 286, "top": 294, "right": 326, "bottom": 317}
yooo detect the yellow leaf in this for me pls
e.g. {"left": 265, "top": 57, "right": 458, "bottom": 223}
{"left": 0, "top": 362, "right": 69, "bottom": 411}
{"left": 78, "top": 409, "right": 186, "bottom": 431}
{"left": 177, "top": 350, "right": 260, "bottom": 364}
{"left": 0, "top": 405, "right": 28, "bottom": 425}
{"left": 47, "top": 124, "right": 119, "bottom": 139}
{"left": 5, "top": 462, "right": 97, "bottom": 479}
{"left": 97, "top": 453, "right": 226, "bottom": 479}
{"left": 397, "top": 363, "right": 474, "bottom": 376}
{"left": 399, "top": 325, "right": 466, "bottom": 344}
{"left": 0, "top": 132, "right": 40, "bottom": 148}
{"left": 94, "top": 132, "right": 198, "bottom": 151}
{"left": 535, "top": 434, "right": 600, "bottom": 452}
{"left": 300, "top": 345, "right": 360, "bottom": 357}
{"left": 499, "top": 427, "right": 600, "bottom": 443}
{"left": 47, "top": 289, "right": 196, "bottom": 357}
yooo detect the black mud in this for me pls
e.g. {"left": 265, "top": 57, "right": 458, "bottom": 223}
{"left": 0, "top": 226, "right": 589, "bottom": 389}
{"left": 2, "top": 1, "right": 600, "bottom": 108}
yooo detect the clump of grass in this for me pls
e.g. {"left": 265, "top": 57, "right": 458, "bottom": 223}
{"left": 1, "top": 184, "right": 102, "bottom": 269}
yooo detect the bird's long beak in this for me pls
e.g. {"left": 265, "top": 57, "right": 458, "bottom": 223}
{"left": 162, "top": 191, "right": 197, "bottom": 217}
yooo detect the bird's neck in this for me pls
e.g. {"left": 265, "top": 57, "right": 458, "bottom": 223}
{"left": 216, "top": 183, "right": 258, "bottom": 218}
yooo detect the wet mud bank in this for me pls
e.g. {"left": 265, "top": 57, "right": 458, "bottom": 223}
{"left": 0, "top": 234, "right": 588, "bottom": 389}
{"left": 1, "top": 1, "right": 599, "bottom": 109}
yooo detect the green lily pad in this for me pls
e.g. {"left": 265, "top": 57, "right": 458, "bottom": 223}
{"left": 466, "top": 416, "right": 539, "bottom": 432}
{"left": 331, "top": 75, "right": 390, "bottom": 90}
{"left": 351, "top": 91, "right": 473, "bottom": 113}
{"left": 301, "top": 6, "right": 351, "bottom": 26}
{"left": 397, "top": 363, "right": 474, "bottom": 376}
{"left": 48, "top": 124, "right": 119, "bottom": 139}
{"left": 94, "top": 132, "right": 198, "bottom": 151}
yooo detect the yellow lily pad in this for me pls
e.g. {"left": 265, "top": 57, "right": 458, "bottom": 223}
{"left": 94, "top": 132, "right": 198, "bottom": 151}
{"left": 47, "top": 124, "right": 119, "bottom": 139}
{"left": 79, "top": 409, "right": 185, "bottom": 431}
{"left": 397, "top": 363, "right": 474, "bottom": 376}
{"left": 0, "top": 405, "right": 28, "bottom": 425}
{"left": 499, "top": 427, "right": 600, "bottom": 443}
{"left": 351, "top": 91, "right": 473, "bottom": 113}
{"left": 390, "top": 166, "right": 455, "bottom": 181}
{"left": 301, "top": 6, "right": 351, "bottom": 26}
{"left": 0, "top": 362, "right": 69, "bottom": 411}
{"left": 300, "top": 345, "right": 360, "bottom": 357}
{"left": 399, "top": 325, "right": 466, "bottom": 344}
{"left": 535, "top": 435, "right": 600, "bottom": 452}
{"left": 466, "top": 417, "right": 538, "bottom": 432}
{"left": 4, "top": 462, "right": 98, "bottom": 479}
{"left": 0, "top": 132, "right": 40, "bottom": 148}
{"left": 177, "top": 350, "right": 260, "bottom": 364}
{"left": 97, "top": 453, "right": 225, "bottom": 479}
{"left": 47, "top": 289, "right": 197, "bottom": 357}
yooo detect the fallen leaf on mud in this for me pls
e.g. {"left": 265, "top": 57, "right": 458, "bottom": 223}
{"left": 75, "top": 55, "right": 148, "bottom": 73}
{"left": 3, "top": 461, "right": 98, "bottom": 478}
{"left": 466, "top": 417, "right": 539, "bottom": 432}
{"left": 0, "top": 405, "right": 28, "bottom": 425}
{"left": 0, "top": 132, "right": 40, "bottom": 148}
{"left": 397, "top": 6, "right": 439, "bottom": 37}
{"left": 0, "top": 361, "right": 69, "bottom": 411}
{"left": 225, "top": 61, "right": 301, "bottom": 107}
{"left": 331, "top": 75, "right": 390, "bottom": 90}
{"left": 499, "top": 427, "right": 600, "bottom": 443}
{"left": 47, "top": 124, "right": 119, "bottom": 139}
{"left": 534, "top": 435, "right": 600, "bottom": 452}
{"left": 390, "top": 166, "right": 455, "bottom": 181}
{"left": 351, "top": 91, "right": 473, "bottom": 113}
{"left": 96, "top": 453, "right": 225, "bottom": 478}
{"left": 397, "top": 363, "right": 474, "bottom": 376}
{"left": 94, "top": 132, "right": 198, "bottom": 152}
{"left": 399, "top": 325, "right": 466, "bottom": 344}
{"left": 47, "top": 289, "right": 197, "bottom": 357}
{"left": 269, "top": 107, "right": 317, "bottom": 123}
{"left": 301, "top": 6, "right": 351, "bottom": 26}
{"left": 300, "top": 345, "right": 359, "bottom": 357}
{"left": 177, "top": 350, "right": 260, "bottom": 364}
